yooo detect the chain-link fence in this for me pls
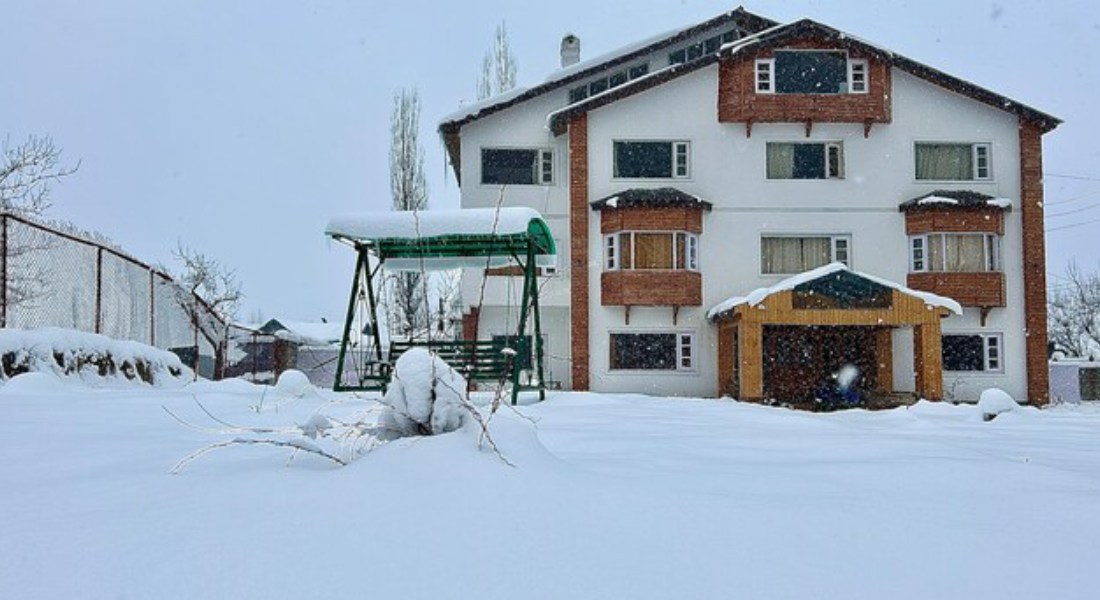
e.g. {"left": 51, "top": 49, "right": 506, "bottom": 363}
{"left": 0, "top": 212, "right": 227, "bottom": 378}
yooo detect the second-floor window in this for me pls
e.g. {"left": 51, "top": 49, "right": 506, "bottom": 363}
{"left": 766, "top": 142, "right": 844, "bottom": 179}
{"left": 613, "top": 141, "right": 690, "bottom": 179}
{"left": 755, "top": 51, "right": 866, "bottom": 94}
{"left": 910, "top": 233, "right": 1001, "bottom": 272}
{"left": 481, "top": 148, "right": 554, "bottom": 185}
{"left": 915, "top": 143, "right": 992, "bottom": 181}
{"left": 761, "top": 235, "right": 850, "bottom": 274}
{"left": 605, "top": 231, "right": 699, "bottom": 271}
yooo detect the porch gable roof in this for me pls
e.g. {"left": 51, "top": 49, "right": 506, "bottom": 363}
{"left": 707, "top": 263, "right": 962, "bottom": 321}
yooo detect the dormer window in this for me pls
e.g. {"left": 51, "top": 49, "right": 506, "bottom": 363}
{"left": 754, "top": 50, "right": 866, "bottom": 95}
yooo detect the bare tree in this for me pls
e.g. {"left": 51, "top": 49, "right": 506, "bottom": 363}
{"left": 1049, "top": 261, "right": 1100, "bottom": 360}
{"left": 476, "top": 21, "right": 518, "bottom": 100}
{"left": 1, "top": 135, "right": 80, "bottom": 318}
{"left": 1, "top": 135, "right": 79, "bottom": 216}
{"left": 388, "top": 88, "right": 429, "bottom": 338}
{"left": 172, "top": 243, "right": 243, "bottom": 378}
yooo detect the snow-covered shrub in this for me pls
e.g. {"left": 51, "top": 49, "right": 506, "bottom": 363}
{"left": 0, "top": 328, "right": 189, "bottom": 387}
{"left": 274, "top": 369, "right": 312, "bottom": 398}
{"left": 379, "top": 347, "right": 469, "bottom": 437}
{"left": 978, "top": 388, "right": 1018, "bottom": 421}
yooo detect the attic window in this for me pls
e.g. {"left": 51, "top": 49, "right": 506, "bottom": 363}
{"left": 755, "top": 50, "right": 862, "bottom": 95}
{"left": 568, "top": 63, "right": 650, "bottom": 104}
{"left": 668, "top": 30, "right": 739, "bottom": 64}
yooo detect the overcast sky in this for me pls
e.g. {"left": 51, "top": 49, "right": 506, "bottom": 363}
{"left": 3, "top": 0, "right": 1098, "bottom": 323}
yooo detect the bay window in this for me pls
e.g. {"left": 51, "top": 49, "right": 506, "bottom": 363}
{"left": 761, "top": 235, "right": 850, "bottom": 274}
{"left": 910, "top": 233, "right": 1000, "bottom": 272}
{"left": 915, "top": 143, "right": 992, "bottom": 181}
{"left": 609, "top": 332, "right": 695, "bottom": 371}
{"left": 605, "top": 232, "right": 699, "bottom": 271}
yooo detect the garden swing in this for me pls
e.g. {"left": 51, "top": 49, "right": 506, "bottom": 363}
{"left": 324, "top": 207, "right": 556, "bottom": 405}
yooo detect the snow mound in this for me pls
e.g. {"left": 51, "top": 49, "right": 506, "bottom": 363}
{"left": 0, "top": 372, "right": 70, "bottom": 396}
{"left": 380, "top": 348, "right": 469, "bottom": 436}
{"left": 0, "top": 327, "right": 191, "bottom": 387}
{"left": 978, "top": 388, "right": 1019, "bottom": 421}
{"left": 274, "top": 369, "right": 313, "bottom": 398}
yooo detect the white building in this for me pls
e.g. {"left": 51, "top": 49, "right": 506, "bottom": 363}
{"left": 439, "top": 9, "right": 1059, "bottom": 404}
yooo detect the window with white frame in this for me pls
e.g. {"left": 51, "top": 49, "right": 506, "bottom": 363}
{"left": 909, "top": 233, "right": 1001, "bottom": 272}
{"left": 766, "top": 142, "right": 844, "bottom": 179}
{"left": 761, "top": 235, "right": 850, "bottom": 274}
{"left": 943, "top": 333, "right": 1003, "bottom": 372}
{"left": 755, "top": 59, "right": 775, "bottom": 93}
{"left": 481, "top": 148, "right": 554, "bottom": 185}
{"left": 755, "top": 51, "right": 868, "bottom": 94}
{"left": 613, "top": 141, "right": 690, "bottom": 179}
{"left": 914, "top": 143, "right": 992, "bottom": 181}
{"left": 604, "top": 231, "right": 699, "bottom": 271}
{"left": 609, "top": 332, "right": 695, "bottom": 371}
{"left": 847, "top": 59, "right": 868, "bottom": 93}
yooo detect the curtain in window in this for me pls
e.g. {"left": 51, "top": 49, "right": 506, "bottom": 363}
{"left": 945, "top": 234, "right": 986, "bottom": 272}
{"left": 619, "top": 233, "right": 632, "bottom": 269}
{"left": 762, "top": 237, "right": 831, "bottom": 274}
{"left": 633, "top": 233, "right": 673, "bottom": 269}
{"left": 915, "top": 144, "right": 972, "bottom": 180}
{"left": 766, "top": 144, "right": 795, "bottom": 179}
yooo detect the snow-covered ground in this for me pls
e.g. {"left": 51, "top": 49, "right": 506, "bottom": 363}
{"left": 1, "top": 377, "right": 1098, "bottom": 599}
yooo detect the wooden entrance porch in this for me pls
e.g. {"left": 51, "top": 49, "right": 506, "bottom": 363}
{"left": 710, "top": 265, "right": 959, "bottom": 404}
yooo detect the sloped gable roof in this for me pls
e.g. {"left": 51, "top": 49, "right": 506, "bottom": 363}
{"left": 548, "top": 18, "right": 1061, "bottom": 134}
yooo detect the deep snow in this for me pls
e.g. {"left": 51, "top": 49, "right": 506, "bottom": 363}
{"left": 1, "top": 377, "right": 1098, "bottom": 599}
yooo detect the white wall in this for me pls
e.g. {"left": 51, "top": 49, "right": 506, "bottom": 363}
{"left": 460, "top": 57, "right": 1031, "bottom": 402}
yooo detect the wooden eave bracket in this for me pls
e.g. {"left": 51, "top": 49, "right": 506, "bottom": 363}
{"left": 624, "top": 305, "right": 631, "bottom": 325}
{"left": 979, "top": 306, "right": 993, "bottom": 327}
{"left": 863, "top": 120, "right": 874, "bottom": 138}
{"left": 745, "top": 120, "right": 753, "bottom": 138}
{"left": 672, "top": 305, "right": 680, "bottom": 326}
{"left": 804, "top": 120, "right": 813, "bottom": 138}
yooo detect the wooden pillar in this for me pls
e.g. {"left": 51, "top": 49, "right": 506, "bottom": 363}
{"left": 874, "top": 327, "right": 894, "bottom": 393}
{"left": 914, "top": 321, "right": 943, "bottom": 400}
{"left": 717, "top": 320, "right": 735, "bottom": 397}
{"left": 739, "top": 322, "right": 764, "bottom": 401}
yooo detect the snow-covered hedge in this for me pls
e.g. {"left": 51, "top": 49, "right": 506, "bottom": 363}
{"left": 0, "top": 328, "right": 190, "bottom": 386}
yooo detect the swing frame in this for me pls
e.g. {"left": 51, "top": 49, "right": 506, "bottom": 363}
{"left": 327, "top": 210, "right": 556, "bottom": 405}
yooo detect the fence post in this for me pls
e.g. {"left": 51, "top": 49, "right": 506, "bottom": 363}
{"left": 1, "top": 214, "right": 7, "bottom": 328}
{"left": 94, "top": 247, "right": 103, "bottom": 334}
{"left": 149, "top": 271, "right": 156, "bottom": 346}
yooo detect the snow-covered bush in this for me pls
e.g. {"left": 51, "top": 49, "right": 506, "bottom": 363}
{"left": 379, "top": 347, "right": 469, "bottom": 437}
{"left": 0, "top": 328, "right": 189, "bottom": 386}
{"left": 273, "top": 369, "right": 312, "bottom": 398}
{"left": 978, "top": 388, "right": 1018, "bottom": 421}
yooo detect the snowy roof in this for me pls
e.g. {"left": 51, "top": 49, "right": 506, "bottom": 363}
{"left": 325, "top": 208, "right": 556, "bottom": 271}
{"left": 437, "top": 8, "right": 776, "bottom": 129}
{"left": 254, "top": 319, "right": 344, "bottom": 346}
{"left": 707, "top": 263, "right": 963, "bottom": 320}
{"left": 591, "top": 187, "right": 713, "bottom": 211}
{"left": 899, "top": 190, "right": 1012, "bottom": 211}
